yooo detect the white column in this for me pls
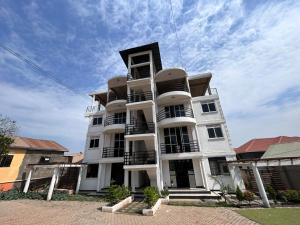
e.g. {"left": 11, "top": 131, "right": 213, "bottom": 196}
{"left": 156, "top": 167, "right": 162, "bottom": 191}
{"left": 75, "top": 167, "right": 83, "bottom": 194}
{"left": 55, "top": 168, "right": 61, "bottom": 188}
{"left": 200, "top": 159, "right": 209, "bottom": 191}
{"left": 131, "top": 171, "right": 137, "bottom": 192}
{"left": 124, "top": 170, "right": 129, "bottom": 187}
{"left": 47, "top": 167, "right": 58, "bottom": 201}
{"left": 23, "top": 169, "right": 33, "bottom": 193}
{"left": 96, "top": 164, "right": 103, "bottom": 192}
{"left": 251, "top": 164, "right": 270, "bottom": 208}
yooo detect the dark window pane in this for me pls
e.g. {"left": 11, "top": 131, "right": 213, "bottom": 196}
{"left": 181, "top": 126, "right": 188, "bottom": 134}
{"left": 89, "top": 139, "right": 94, "bottom": 148}
{"left": 0, "top": 155, "right": 13, "bottom": 167}
{"left": 215, "top": 127, "right": 223, "bottom": 138}
{"left": 93, "top": 118, "right": 97, "bottom": 125}
{"left": 98, "top": 117, "right": 102, "bottom": 124}
{"left": 94, "top": 139, "right": 99, "bottom": 147}
{"left": 164, "top": 128, "right": 169, "bottom": 136}
{"left": 208, "top": 103, "right": 216, "bottom": 112}
{"left": 86, "top": 164, "right": 99, "bottom": 178}
{"left": 207, "top": 128, "right": 215, "bottom": 138}
{"left": 165, "top": 137, "right": 170, "bottom": 144}
{"left": 202, "top": 104, "right": 209, "bottom": 112}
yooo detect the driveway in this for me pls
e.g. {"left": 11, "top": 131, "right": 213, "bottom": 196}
{"left": 0, "top": 200, "right": 258, "bottom": 225}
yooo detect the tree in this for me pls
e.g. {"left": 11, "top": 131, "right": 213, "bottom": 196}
{"left": 236, "top": 185, "right": 244, "bottom": 203}
{"left": 0, "top": 115, "right": 17, "bottom": 156}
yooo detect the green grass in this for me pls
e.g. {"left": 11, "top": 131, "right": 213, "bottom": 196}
{"left": 237, "top": 208, "right": 300, "bottom": 225}
{"left": 168, "top": 201, "right": 235, "bottom": 208}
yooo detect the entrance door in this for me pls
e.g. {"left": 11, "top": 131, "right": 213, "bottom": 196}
{"left": 169, "top": 160, "right": 194, "bottom": 188}
{"left": 111, "top": 163, "right": 124, "bottom": 185}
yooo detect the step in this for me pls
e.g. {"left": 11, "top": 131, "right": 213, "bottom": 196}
{"left": 168, "top": 188, "right": 211, "bottom": 194}
{"left": 169, "top": 192, "right": 221, "bottom": 200}
{"left": 117, "top": 200, "right": 147, "bottom": 214}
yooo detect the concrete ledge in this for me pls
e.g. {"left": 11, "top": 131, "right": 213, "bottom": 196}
{"left": 102, "top": 196, "right": 133, "bottom": 213}
{"left": 142, "top": 197, "right": 169, "bottom": 216}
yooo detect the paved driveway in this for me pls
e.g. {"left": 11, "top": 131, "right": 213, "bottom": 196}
{"left": 0, "top": 200, "right": 258, "bottom": 225}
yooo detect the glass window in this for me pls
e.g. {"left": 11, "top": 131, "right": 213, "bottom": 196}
{"left": 89, "top": 138, "right": 100, "bottom": 148}
{"left": 0, "top": 155, "right": 13, "bottom": 167}
{"left": 202, "top": 102, "right": 217, "bottom": 113}
{"left": 86, "top": 164, "right": 99, "bottom": 178}
{"left": 208, "top": 157, "right": 229, "bottom": 175}
{"left": 207, "top": 125, "right": 224, "bottom": 138}
{"left": 93, "top": 117, "right": 102, "bottom": 125}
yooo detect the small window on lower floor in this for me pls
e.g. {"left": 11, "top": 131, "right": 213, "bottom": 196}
{"left": 86, "top": 164, "right": 99, "bottom": 178}
{"left": 40, "top": 156, "right": 50, "bottom": 164}
{"left": 207, "top": 125, "right": 224, "bottom": 139}
{"left": 89, "top": 137, "right": 100, "bottom": 148}
{"left": 0, "top": 155, "right": 13, "bottom": 167}
{"left": 208, "top": 157, "right": 229, "bottom": 176}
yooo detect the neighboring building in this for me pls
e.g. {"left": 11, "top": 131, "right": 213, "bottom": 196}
{"left": 0, "top": 136, "right": 69, "bottom": 191}
{"left": 80, "top": 42, "right": 244, "bottom": 193}
{"left": 65, "top": 152, "right": 84, "bottom": 163}
{"left": 235, "top": 136, "right": 300, "bottom": 160}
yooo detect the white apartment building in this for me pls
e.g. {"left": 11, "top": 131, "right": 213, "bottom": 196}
{"left": 80, "top": 43, "right": 244, "bottom": 193}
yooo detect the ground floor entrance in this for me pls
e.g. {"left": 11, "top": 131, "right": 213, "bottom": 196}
{"left": 111, "top": 163, "right": 124, "bottom": 185}
{"left": 169, "top": 159, "right": 195, "bottom": 188}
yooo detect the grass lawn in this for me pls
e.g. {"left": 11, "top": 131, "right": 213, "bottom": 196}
{"left": 237, "top": 208, "right": 300, "bottom": 225}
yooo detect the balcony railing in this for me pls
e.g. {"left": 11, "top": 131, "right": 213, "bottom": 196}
{"left": 206, "top": 88, "right": 218, "bottom": 96}
{"left": 124, "top": 150, "right": 156, "bottom": 165}
{"left": 157, "top": 83, "right": 189, "bottom": 96}
{"left": 102, "top": 147, "right": 124, "bottom": 158}
{"left": 160, "top": 141, "right": 199, "bottom": 154}
{"left": 104, "top": 115, "right": 126, "bottom": 126}
{"left": 108, "top": 94, "right": 126, "bottom": 103}
{"left": 127, "top": 91, "right": 153, "bottom": 103}
{"left": 85, "top": 105, "right": 103, "bottom": 114}
{"left": 157, "top": 108, "right": 194, "bottom": 122}
{"left": 125, "top": 122, "right": 155, "bottom": 135}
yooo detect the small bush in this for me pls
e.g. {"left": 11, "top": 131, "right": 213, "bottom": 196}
{"left": 236, "top": 185, "right": 244, "bottom": 202}
{"left": 266, "top": 185, "right": 277, "bottom": 203}
{"left": 0, "top": 190, "right": 45, "bottom": 200}
{"left": 144, "top": 186, "right": 160, "bottom": 208}
{"left": 281, "top": 190, "right": 300, "bottom": 203}
{"left": 106, "top": 184, "right": 131, "bottom": 205}
{"left": 243, "top": 191, "right": 255, "bottom": 205}
{"left": 160, "top": 186, "right": 169, "bottom": 198}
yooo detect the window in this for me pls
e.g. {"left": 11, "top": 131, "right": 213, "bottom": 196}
{"left": 40, "top": 156, "right": 50, "bottom": 163}
{"left": 208, "top": 157, "right": 229, "bottom": 175}
{"left": 163, "top": 127, "right": 190, "bottom": 153}
{"left": 89, "top": 137, "right": 100, "bottom": 148}
{"left": 114, "top": 112, "right": 126, "bottom": 124}
{"left": 86, "top": 164, "right": 99, "bottom": 178}
{"left": 0, "top": 155, "right": 13, "bottom": 167}
{"left": 207, "top": 125, "right": 223, "bottom": 139}
{"left": 165, "top": 105, "right": 185, "bottom": 118}
{"left": 201, "top": 102, "right": 217, "bottom": 113}
{"left": 92, "top": 117, "right": 102, "bottom": 125}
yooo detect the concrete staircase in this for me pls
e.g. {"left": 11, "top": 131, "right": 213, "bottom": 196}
{"left": 117, "top": 199, "right": 147, "bottom": 214}
{"left": 168, "top": 188, "right": 221, "bottom": 200}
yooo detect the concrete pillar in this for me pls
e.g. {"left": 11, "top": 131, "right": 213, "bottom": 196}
{"left": 251, "top": 164, "right": 270, "bottom": 208}
{"left": 96, "top": 164, "right": 102, "bottom": 192}
{"left": 131, "top": 171, "right": 137, "bottom": 192}
{"left": 228, "top": 164, "right": 245, "bottom": 190}
{"left": 156, "top": 167, "right": 162, "bottom": 191}
{"left": 124, "top": 170, "right": 129, "bottom": 187}
{"left": 47, "top": 167, "right": 58, "bottom": 201}
{"left": 55, "top": 168, "right": 61, "bottom": 188}
{"left": 200, "top": 159, "right": 209, "bottom": 191}
{"left": 75, "top": 167, "right": 83, "bottom": 194}
{"left": 192, "top": 159, "right": 203, "bottom": 187}
{"left": 23, "top": 169, "right": 33, "bottom": 193}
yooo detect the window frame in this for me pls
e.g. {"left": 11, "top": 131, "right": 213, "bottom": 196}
{"left": 208, "top": 157, "right": 229, "bottom": 176}
{"left": 201, "top": 101, "right": 217, "bottom": 113}
{"left": 0, "top": 155, "right": 14, "bottom": 167}
{"left": 86, "top": 164, "right": 99, "bottom": 178}
{"left": 207, "top": 125, "right": 224, "bottom": 139}
{"left": 92, "top": 117, "right": 102, "bottom": 126}
{"left": 89, "top": 137, "right": 100, "bottom": 149}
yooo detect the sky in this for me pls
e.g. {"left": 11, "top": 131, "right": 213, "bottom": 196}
{"left": 0, "top": 0, "right": 300, "bottom": 152}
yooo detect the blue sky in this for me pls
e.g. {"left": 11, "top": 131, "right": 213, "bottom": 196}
{"left": 0, "top": 0, "right": 300, "bottom": 152}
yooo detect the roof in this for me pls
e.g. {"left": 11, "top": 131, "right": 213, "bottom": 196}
{"left": 188, "top": 73, "right": 212, "bottom": 97}
{"left": 262, "top": 141, "right": 300, "bottom": 159}
{"left": 10, "top": 136, "right": 68, "bottom": 152}
{"left": 119, "top": 42, "right": 162, "bottom": 71}
{"left": 235, "top": 136, "right": 300, "bottom": 154}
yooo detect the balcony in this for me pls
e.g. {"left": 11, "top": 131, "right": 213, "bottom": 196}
{"left": 160, "top": 141, "right": 199, "bottom": 154}
{"left": 127, "top": 91, "right": 153, "bottom": 103}
{"left": 125, "top": 122, "right": 155, "bottom": 135}
{"left": 103, "top": 115, "right": 126, "bottom": 133}
{"left": 157, "top": 107, "right": 196, "bottom": 128}
{"left": 84, "top": 105, "right": 104, "bottom": 117}
{"left": 156, "top": 82, "right": 191, "bottom": 105}
{"left": 124, "top": 150, "right": 156, "bottom": 165}
{"left": 106, "top": 94, "right": 127, "bottom": 112}
{"left": 102, "top": 147, "right": 124, "bottom": 158}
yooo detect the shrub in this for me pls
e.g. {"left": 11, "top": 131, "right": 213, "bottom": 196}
{"left": 160, "top": 186, "right": 169, "bottom": 198}
{"left": 144, "top": 186, "right": 160, "bottom": 208}
{"left": 0, "top": 190, "right": 45, "bottom": 200}
{"left": 281, "top": 190, "right": 300, "bottom": 203}
{"left": 106, "top": 184, "right": 131, "bottom": 205}
{"left": 236, "top": 185, "right": 244, "bottom": 202}
{"left": 243, "top": 191, "right": 255, "bottom": 205}
{"left": 266, "top": 185, "right": 277, "bottom": 203}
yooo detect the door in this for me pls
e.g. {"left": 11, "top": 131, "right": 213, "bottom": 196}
{"left": 110, "top": 163, "right": 124, "bottom": 185}
{"left": 164, "top": 127, "right": 190, "bottom": 153}
{"left": 169, "top": 160, "right": 194, "bottom": 188}
{"left": 114, "top": 133, "right": 124, "bottom": 157}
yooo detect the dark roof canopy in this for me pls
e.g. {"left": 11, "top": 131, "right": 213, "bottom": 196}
{"left": 119, "top": 42, "right": 162, "bottom": 71}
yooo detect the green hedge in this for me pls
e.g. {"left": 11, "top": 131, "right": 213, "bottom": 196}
{"left": 106, "top": 184, "right": 131, "bottom": 205}
{"left": 144, "top": 186, "right": 160, "bottom": 208}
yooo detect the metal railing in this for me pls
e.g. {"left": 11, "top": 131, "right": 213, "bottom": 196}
{"left": 125, "top": 122, "right": 155, "bottom": 135}
{"left": 104, "top": 115, "right": 126, "bottom": 126}
{"left": 124, "top": 150, "right": 156, "bottom": 165}
{"left": 160, "top": 140, "right": 200, "bottom": 154}
{"left": 85, "top": 105, "right": 103, "bottom": 114}
{"left": 127, "top": 91, "right": 153, "bottom": 103}
{"left": 102, "top": 147, "right": 124, "bottom": 158}
{"left": 127, "top": 68, "right": 151, "bottom": 80}
{"left": 108, "top": 94, "right": 126, "bottom": 103}
{"left": 157, "top": 107, "right": 194, "bottom": 122}
{"left": 206, "top": 88, "right": 218, "bottom": 96}
{"left": 156, "top": 82, "right": 189, "bottom": 96}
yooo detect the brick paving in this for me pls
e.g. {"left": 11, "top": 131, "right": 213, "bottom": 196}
{"left": 0, "top": 200, "right": 259, "bottom": 225}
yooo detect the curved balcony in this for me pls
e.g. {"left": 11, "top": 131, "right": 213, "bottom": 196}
{"left": 106, "top": 95, "right": 127, "bottom": 112}
{"left": 157, "top": 108, "right": 196, "bottom": 128}
{"left": 103, "top": 116, "right": 126, "bottom": 133}
{"left": 125, "top": 122, "right": 155, "bottom": 135}
{"left": 156, "top": 83, "right": 191, "bottom": 105}
{"left": 102, "top": 147, "right": 124, "bottom": 158}
{"left": 160, "top": 141, "right": 199, "bottom": 154}
{"left": 124, "top": 150, "right": 156, "bottom": 165}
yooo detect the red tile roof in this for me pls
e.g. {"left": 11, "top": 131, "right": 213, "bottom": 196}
{"left": 10, "top": 136, "right": 68, "bottom": 152}
{"left": 235, "top": 136, "right": 300, "bottom": 154}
